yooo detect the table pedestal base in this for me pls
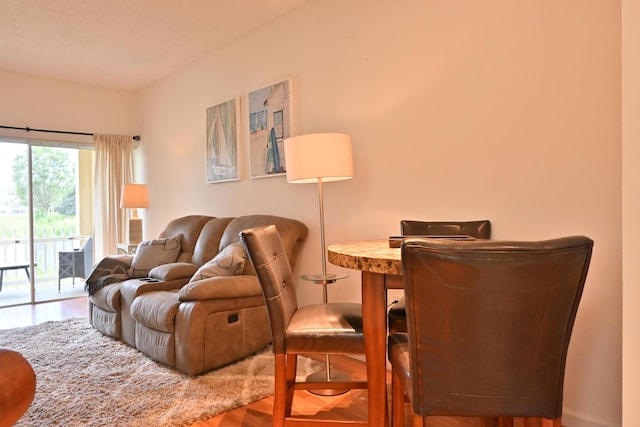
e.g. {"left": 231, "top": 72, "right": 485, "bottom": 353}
{"left": 306, "top": 368, "right": 351, "bottom": 396}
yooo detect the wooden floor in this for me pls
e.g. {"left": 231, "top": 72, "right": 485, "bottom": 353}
{"left": 0, "top": 295, "right": 88, "bottom": 330}
{"left": 0, "top": 298, "right": 532, "bottom": 427}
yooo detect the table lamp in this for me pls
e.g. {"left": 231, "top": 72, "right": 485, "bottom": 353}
{"left": 284, "top": 132, "right": 354, "bottom": 395}
{"left": 120, "top": 183, "right": 150, "bottom": 245}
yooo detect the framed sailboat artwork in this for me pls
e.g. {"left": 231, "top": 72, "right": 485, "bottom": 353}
{"left": 206, "top": 97, "right": 241, "bottom": 183}
{"left": 248, "top": 78, "right": 294, "bottom": 179}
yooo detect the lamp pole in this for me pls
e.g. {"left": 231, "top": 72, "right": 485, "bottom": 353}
{"left": 305, "top": 177, "right": 350, "bottom": 396}
{"left": 318, "top": 178, "right": 329, "bottom": 303}
{"left": 283, "top": 132, "right": 354, "bottom": 396}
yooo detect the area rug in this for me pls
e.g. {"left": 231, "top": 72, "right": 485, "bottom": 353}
{"left": 0, "top": 317, "right": 321, "bottom": 427}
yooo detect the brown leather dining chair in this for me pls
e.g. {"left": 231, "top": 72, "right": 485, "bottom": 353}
{"left": 240, "top": 224, "right": 368, "bottom": 427}
{"left": 389, "top": 235, "right": 593, "bottom": 427}
{"left": 399, "top": 219, "right": 492, "bottom": 238}
{"left": 388, "top": 219, "right": 492, "bottom": 333}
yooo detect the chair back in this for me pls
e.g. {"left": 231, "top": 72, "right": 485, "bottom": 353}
{"left": 81, "top": 237, "right": 94, "bottom": 274}
{"left": 240, "top": 224, "right": 299, "bottom": 354}
{"left": 400, "top": 219, "right": 491, "bottom": 239}
{"left": 401, "top": 235, "right": 593, "bottom": 419}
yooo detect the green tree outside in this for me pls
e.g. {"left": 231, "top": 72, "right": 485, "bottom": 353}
{"left": 12, "top": 147, "right": 76, "bottom": 218}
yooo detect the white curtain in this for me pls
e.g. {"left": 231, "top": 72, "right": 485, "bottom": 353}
{"left": 93, "top": 134, "right": 133, "bottom": 260}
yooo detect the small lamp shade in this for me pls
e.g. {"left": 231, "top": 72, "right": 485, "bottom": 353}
{"left": 120, "top": 184, "right": 150, "bottom": 209}
{"left": 284, "top": 133, "right": 353, "bottom": 184}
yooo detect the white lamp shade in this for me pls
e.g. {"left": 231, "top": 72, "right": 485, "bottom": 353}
{"left": 284, "top": 133, "right": 354, "bottom": 184}
{"left": 120, "top": 184, "right": 150, "bottom": 209}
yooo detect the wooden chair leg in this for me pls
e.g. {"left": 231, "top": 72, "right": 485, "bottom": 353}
{"left": 391, "top": 366, "right": 405, "bottom": 427}
{"left": 284, "top": 353, "right": 297, "bottom": 417}
{"left": 483, "top": 417, "right": 500, "bottom": 427}
{"left": 412, "top": 414, "right": 426, "bottom": 427}
{"left": 542, "top": 418, "right": 562, "bottom": 427}
{"left": 498, "top": 417, "right": 515, "bottom": 427}
{"left": 524, "top": 418, "right": 561, "bottom": 427}
{"left": 273, "top": 353, "right": 287, "bottom": 427}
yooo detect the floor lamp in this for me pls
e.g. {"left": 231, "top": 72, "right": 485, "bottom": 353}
{"left": 284, "top": 132, "right": 354, "bottom": 396}
{"left": 120, "top": 183, "right": 150, "bottom": 245}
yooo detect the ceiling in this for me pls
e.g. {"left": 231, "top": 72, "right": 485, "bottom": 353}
{"left": 0, "top": 0, "right": 311, "bottom": 91}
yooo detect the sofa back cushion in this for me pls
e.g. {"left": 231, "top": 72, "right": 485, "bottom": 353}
{"left": 191, "top": 217, "right": 235, "bottom": 266}
{"left": 159, "top": 215, "right": 215, "bottom": 263}
{"left": 130, "top": 235, "right": 182, "bottom": 278}
{"left": 220, "top": 215, "right": 308, "bottom": 275}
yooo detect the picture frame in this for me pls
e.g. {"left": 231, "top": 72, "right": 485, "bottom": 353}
{"left": 248, "top": 78, "right": 293, "bottom": 179}
{"left": 206, "top": 97, "right": 241, "bottom": 183}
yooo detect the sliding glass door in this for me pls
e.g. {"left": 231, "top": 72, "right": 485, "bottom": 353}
{"left": 0, "top": 139, "right": 93, "bottom": 308}
{"left": 0, "top": 142, "right": 31, "bottom": 306}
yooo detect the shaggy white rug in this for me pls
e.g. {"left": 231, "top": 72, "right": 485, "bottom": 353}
{"left": 0, "top": 317, "right": 320, "bottom": 427}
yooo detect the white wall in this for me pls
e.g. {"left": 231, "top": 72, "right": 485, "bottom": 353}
{"left": 0, "top": 68, "right": 137, "bottom": 141}
{"left": 622, "top": 0, "right": 639, "bottom": 426}
{"left": 136, "top": 2, "right": 621, "bottom": 426}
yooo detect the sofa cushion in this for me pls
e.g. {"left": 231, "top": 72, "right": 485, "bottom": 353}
{"left": 159, "top": 215, "right": 215, "bottom": 263}
{"left": 189, "top": 243, "right": 247, "bottom": 283}
{"left": 88, "top": 282, "right": 122, "bottom": 312}
{"left": 130, "top": 290, "right": 180, "bottom": 332}
{"left": 130, "top": 235, "right": 182, "bottom": 278}
{"left": 191, "top": 217, "right": 235, "bottom": 266}
{"left": 220, "top": 215, "right": 309, "bottom": 275}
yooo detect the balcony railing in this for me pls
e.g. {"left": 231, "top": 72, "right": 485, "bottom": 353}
{"left": 0, "top": 234, "right": 89, "bottom": 289}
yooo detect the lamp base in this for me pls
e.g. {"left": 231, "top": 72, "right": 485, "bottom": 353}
{"left": 129, "top": 217, "right": 142, "bottom": 244}
{"left": 306, "top": 369, "right": 351, "bottom": 396}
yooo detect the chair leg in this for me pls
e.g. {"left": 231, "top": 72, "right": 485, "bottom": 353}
{"left": 523, "top": 418, "right": 562, "bottom": 427}
{"left": 284, "top": 353, "right": 297, "bottom": 417}
{"left": 391, "top": 365, "right": 405, "bottom": 427}
{"left": 542, "top": 418, "right": 562, "bottom": 427}
{"left": 411, "top": 414, "right": 427, "bottom": 427}
{"left": 273, "top": 353, "right": 288, "bottom": 427}
{"left": 483, "top": 417, "right": 500, "bottom": 427}
{"left": 498, "top": 417, "right": 515, "bottom": 427}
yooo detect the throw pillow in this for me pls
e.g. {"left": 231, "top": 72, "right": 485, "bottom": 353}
{"left": 129, "top": 235, "right": 182, "bottom": 278}
{"left": 189, "top": 242, "right": 247, "bottom": 283}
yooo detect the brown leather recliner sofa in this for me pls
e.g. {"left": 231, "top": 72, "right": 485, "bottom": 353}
{"left": 87, "top": 214, "right": 308, "bottom": 375}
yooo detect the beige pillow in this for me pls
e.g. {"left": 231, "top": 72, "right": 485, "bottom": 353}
{"left": 129, "top": 235, "right": 182, "bottom": 278}
{"left": 189, "top": 243, "right": 247, "bottom": 283}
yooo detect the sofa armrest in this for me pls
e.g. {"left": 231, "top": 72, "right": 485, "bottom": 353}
{"left": 178, "top": 275, "right": 263, "bottom": 301}
{"left": 149, "top": 262, "right": 199, "bottom": 281}
{"left": 121, "top": 279, "right": 187, "bottom": 300}
{"left": 85, "top": 255, "right": 134, "bottom": 296}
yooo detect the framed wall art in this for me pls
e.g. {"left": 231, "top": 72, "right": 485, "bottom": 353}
{"left": 206, "top": 97, "right": 240, "bottom": 183}
{"left": 248, "top": 78, "right": 293, "bottom": 179}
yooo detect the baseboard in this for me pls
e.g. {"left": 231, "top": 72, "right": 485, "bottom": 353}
{"left": 562, "top": 409, "right": 620, "bottom": 427}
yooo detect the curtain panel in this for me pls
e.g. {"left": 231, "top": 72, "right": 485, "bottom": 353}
{"left": 93, "top": 134, "right": 133, "bottom": 260}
